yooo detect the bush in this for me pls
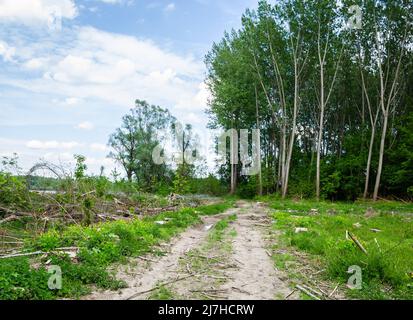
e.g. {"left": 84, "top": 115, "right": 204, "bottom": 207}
{"left": 236, "top": 179, "right": 258, "bottom": 199}
{"left": 0, "top": 172, "right": 29, "bottom": 209}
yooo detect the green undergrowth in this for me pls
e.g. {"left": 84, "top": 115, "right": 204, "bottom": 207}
{"left": 0, "top": 200, "right": 234, "bottom": 300}
{"left": 148, "top": 285, "right": 175, "bottom": 300}
{"left": 264, "top": 198, "right": 413, "bottom": 299}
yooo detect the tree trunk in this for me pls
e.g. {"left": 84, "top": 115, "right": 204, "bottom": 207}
{"left": 230, "top": 163, "right": 235, "bottom": 195}
{"left": 363, "top": 126, "right": 376, "bottom": 199}
{"left": 282, "top": 64, "right": 299, "bottom": 199}
{"left": 373, "top": 111, "right": 389, "bottom": 201}
{"left": 255, "top": 85, "right": 263, "bottom": 196}
{"left": 280, "top": 122, "right": 287, "bottom": 195}
{"left": 316, "top": 62, "right": 325, "bottom": 201}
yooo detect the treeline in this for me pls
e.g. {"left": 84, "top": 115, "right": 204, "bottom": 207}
{"left": 206, "top": 0, "right": 413, "bottom": 200}
{"left": 107, "top": 100, "right": 226, "bottom": 196}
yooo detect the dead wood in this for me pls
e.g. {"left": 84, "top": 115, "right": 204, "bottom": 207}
{"left": 125, "top": 274, "right": 197, "bottom": 300}
{"left": 347, "top": 231, "right": 368, "bottom": 255}
{"left": 136, "top": 256, "right": 157, "bottom": 263}
{"left": 296, "top": 284, "right": 321, "bottom": 300}
{"left": 285, "top": 290, "right": 297, "bottom": 299}
{"left": 0, "top": 215, "right": 21, "bottom": 225}
{"left": 0, "top": 251, "right": 44, "bottom": 259}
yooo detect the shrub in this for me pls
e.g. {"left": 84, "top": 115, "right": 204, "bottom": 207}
{"left": 0, "top": 172, "right": 29, "bottom": 209}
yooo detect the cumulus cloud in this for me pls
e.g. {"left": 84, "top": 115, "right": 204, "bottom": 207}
{"left": 1, "top": 26, "right": 208, "bottom": 114}
{"left": 0, "top": 22, "right": 211, "bottom": 176}
{"left": 0, "top": 0, "right": 78, "bottom": 26}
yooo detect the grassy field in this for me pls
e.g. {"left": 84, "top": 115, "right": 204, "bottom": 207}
{"left": 259, "top": 197, "right": 413, "bottom": 300}
{"left": 0, "top": 200, "right": 234, "bottom": 300}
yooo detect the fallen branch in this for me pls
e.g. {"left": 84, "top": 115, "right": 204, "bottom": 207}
{"left": 0, "top": 251, "right": 44, "bottom": 259}
{"left": 136, "top": 256, "right": 157, "bottom": 263}
{"left": 285, "top": 290, "right": 297, "bottom": 299}
{"left": 232, "top": 287, "right": 250, "bottom": 295}
{"left": 301, "top": 284, "right": 325, "bottom": 299}
{"left": 1, "top": 241, "right": 24, "bottom": 245}
{"left": 254, "top": 223, "right": 269, "bottom": 227}
{"left": 0, "top": 235, "right": 25, "bottom": 241}
{"left": 190, "top": 289, "right": 228, "bottom": 294}
{"left": 0, "top": 215, "right": 21, "bottom": 225}
{"left": 0, "top": 206, "right": 16, "bottom": 215}
{"left": 329, "top": 284, "right": 339, "bottom": 298}
{"left": 200, "top": 292, "right": 227, "bottom": 300}
{"left": 296, "top": 285, "right": 321, "bottom": 300}
{"left": 125, "top": 274, "right": 196, "bottom": 300}
{"left": 80, "top": 190, "right": 97, "bottom": 198}
{"left": 347, "top": 231, "right": 368, "bottom": 255}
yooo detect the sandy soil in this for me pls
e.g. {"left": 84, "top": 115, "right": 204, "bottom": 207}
{"left": 221, "top": 202, "right": 293, "bottom": 300}
{"left": 84, "top": 202, "right": 295, "bottom": 300}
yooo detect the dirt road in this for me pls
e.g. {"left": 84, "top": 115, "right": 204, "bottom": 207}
{"left": 85, "top": 201, "right": 296, "bottom": 300}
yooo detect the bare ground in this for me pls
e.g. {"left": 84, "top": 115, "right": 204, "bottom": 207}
{"left": 85, "top": 201, "right": 297, "bottom": 300}
{"left": 220, "top": 202, "right": 294, "bottom": 300}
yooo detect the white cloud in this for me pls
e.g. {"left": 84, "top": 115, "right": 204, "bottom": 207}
{"left": 164, "top": 3, "right": 176, "bottom": 12}
{"left": 0, "top": 40, "right": 16, "bottom": 62}
{"left": 26, "top": 140, "right": 82, "bottom": 150}
{"left": 0, "top": 0, "right": 78, "bottom": 26}
{"left": 23, "top": 58, "right": 46, "bottom": 69}
{"left": 64, "top": 97, "right": 81, "bottom": 105}
{"left": 76, "top": 121, "right": 95, "bottom": 130}
{"left": 1, "top": 26, "right": 207, "bottom": 115}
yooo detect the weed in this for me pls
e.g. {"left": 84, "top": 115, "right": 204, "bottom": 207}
{"left": 267, "top": 199, "right": 413, "bottom": 299}
{"left": 149, "top": 285, "right": 175, "bottom": 300}
{"left": 0, "top": 200, "right": 234, "bottom": 300}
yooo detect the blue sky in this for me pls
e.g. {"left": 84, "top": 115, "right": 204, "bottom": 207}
{"left": 0, "top": 0, "right": 260, "bottom": 176}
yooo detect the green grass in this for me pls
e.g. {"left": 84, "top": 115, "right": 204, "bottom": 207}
{"left": 148, "top": 285, "right": 175, "bottom": 300}
{"left": 206, "top": 214, "right": 237, "bottom": 245}
{"left": 264, "top": 198, "right": 413, "bottom": 299}
{"left": 0, "top": 200, "right": 234, "bottom": 300}
{"left": 195, "top": 201, "right": 235, "bottom": 216}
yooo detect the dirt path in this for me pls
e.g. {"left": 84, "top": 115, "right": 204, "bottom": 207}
{"left": 85, "top": 210, "right": 238, "bottom": 300}
{"left": 220, "top": 202, "right": 293, "bottom": 300}
{"left": 85, "top": 201, "right": 295, "bottom": 300}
